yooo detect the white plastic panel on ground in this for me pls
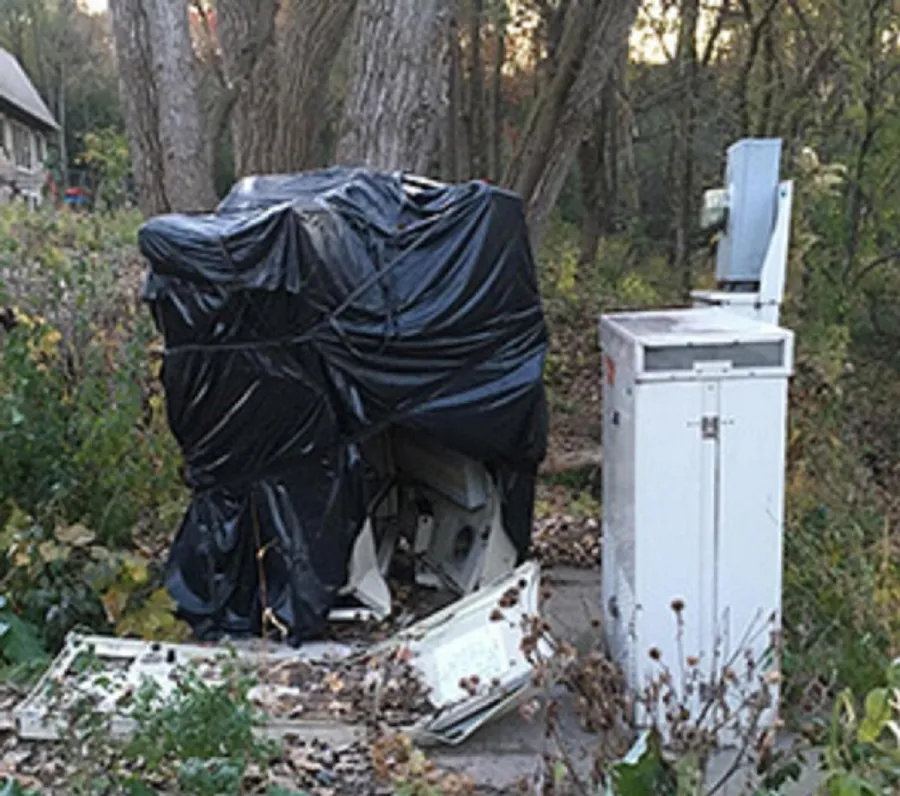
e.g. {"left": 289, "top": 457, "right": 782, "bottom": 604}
{"left": 13, "top": 562, "right": 547, "bottom": 748}
{"left": 13, "top": 635, "right": 356, "bottom": 744}
{"left": 396, "top": 561, "right": 550, "bottom": 745}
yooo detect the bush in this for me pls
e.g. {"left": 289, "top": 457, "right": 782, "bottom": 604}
{"left": 0, "top": 205, "right": 187, "bottom": 650}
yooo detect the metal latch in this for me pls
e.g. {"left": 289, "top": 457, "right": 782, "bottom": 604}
{"left": 701, "top": 416, "right": 719, "bottom": 440}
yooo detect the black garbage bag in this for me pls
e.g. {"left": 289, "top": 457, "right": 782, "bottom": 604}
{"left": 138, "top": 168, "right": 549, "bottom": 644}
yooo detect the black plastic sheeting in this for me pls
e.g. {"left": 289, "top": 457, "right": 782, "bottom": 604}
{"left": 138, "top": 168, "right": 549, "bottom": 644}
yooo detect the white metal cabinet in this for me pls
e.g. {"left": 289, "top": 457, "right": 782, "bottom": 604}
{"left": 599, "top": 308, "right": 792, "bottom": 737}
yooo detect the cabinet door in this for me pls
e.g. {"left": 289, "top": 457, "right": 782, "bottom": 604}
{"left": 716, "top": 378, "right": 786, "bottom": 678}
{"left": 633, "top": 379, "right": 718, "bottom": 693}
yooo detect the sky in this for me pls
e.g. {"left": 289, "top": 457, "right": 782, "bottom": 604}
{"left": 81, "top": 0, "right": 108, "bottom": 13}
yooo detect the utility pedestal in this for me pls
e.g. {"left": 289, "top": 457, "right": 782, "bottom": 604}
{"left": 600, "top": 309, "right": 792, "bottom": 739}
{"left": 599, "top": 138, "right": 795, "bottom": 743}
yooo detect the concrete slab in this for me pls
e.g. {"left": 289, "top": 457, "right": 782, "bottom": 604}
{"left": 432, "top": 566, "right": 823, "bottom": 795}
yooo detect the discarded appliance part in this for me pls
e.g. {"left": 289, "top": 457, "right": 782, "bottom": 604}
{"left": 138, "top": 168, "right": 548, "bottom": 644}
{"left": 391, "top": 432, "right": 519, "bottom": 596}
{"left": 13, "top": 635, "right": 355, "bottom": 743}
{"left": 393, "top": 430, "right": 490, "bottom": 511}
{"left": 388, "top": 561, "right": 550, "bottom": 746}
{"left": 600, "top": 305, "right": 792, "bottom": 744}
{"left": 330, "top": 519, "right": 392, "bottom": 622}
{"left": 14, "top": 563, "right": 548, "bottom": 748}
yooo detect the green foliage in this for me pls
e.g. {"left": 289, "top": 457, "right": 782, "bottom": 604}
{"left": 0, "top": 780, "right": 42, "bottom": 796}
{"left": 79, "top": 129, "right": 133, "bottom": 211}
{"left": 0, "top": 206, "right": 188, "bottom": 650}
{"left": 126, "top": 666, "right": 274, "bottom": 775}
{"left": 56, "top": 659, "right": 276, "bottom": 795}
{"left": 0, "top": 595, "right": 46, "bottom": 667}
{"left": 776, "top": 157, "right": 900, "bottom": 706}
{"left": 603, "top": 729, "right": 677, "bottom": 796}
{"left": 820, "top": 662, "right": 900, "bottom": 795}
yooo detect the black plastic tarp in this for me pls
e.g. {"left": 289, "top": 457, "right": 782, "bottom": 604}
{"left": 138, "top": 168, "right": 549, "bottom": 643}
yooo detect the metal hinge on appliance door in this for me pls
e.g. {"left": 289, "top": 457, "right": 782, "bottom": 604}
{"left": 701, "top": 415, "right": 720, "bottom": 440}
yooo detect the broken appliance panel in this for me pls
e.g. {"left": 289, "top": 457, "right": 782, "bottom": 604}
{"left": 15, "top": 563, "right": 546, "bottom": 748}
{"left": 333, "top": 430, "right": 520, "bottom": 619}
{"left": 599, "top": 307, "right": 793, "bottom": 738}
{"left": 392, "top": 430, "right": 518, "bottom": 595}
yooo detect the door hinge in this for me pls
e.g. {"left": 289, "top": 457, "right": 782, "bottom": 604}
{"left": 701, "top": 415, "right": 720, "bottom": 440}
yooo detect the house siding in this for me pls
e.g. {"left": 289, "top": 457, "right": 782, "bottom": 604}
{"left": 0, "top": 112, "right": 47, "bottom": 206}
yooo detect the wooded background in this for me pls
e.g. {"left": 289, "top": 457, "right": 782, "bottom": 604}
{"left": 4, "top": 0, "right": 900, "bottom": 295}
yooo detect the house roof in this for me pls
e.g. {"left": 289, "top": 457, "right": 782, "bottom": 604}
{"left": 0, "top": 47, "right": 58, "bottom": 131}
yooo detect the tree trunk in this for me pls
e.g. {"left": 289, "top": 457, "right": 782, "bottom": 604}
{"left": 216, "top": 0, "right": 280, "bottom": 176}
{"left": 578, "top": 126, "right": 603, "bottom": 270}
{"left": 757, "top": 16, "right": 776, "bottom": 137}
{"left": 468, "top": 0, "right": 487, "bottom": 178}
{"left": 28, "top": 0, "right": 50, "bottom": 112}
{"left": 734, "top": 0, "right": 781, "bottom": 137}
{"left": 620, "top": 86, "right": 640, "bottom": 215}
{"left": 274, "top": 0, "right": 357, "bottom": 171}
{"left": 442, "top": 14, "right": 462, "bottom": 182}
{"left": 606, "top": 75, "right": 619, "bottom": 228}
{"left": 577, "top": 76, "right": 618, "bottom": 270}
{"left": 490, "top": 24, "right": 505, "bottom": 183}
{"left": 57, "top": 0, "right": 75, "bottom": 189}
{"left": 111, "top": 0, "right": 216, "bottom": 215}
{"left": 58, "top": 58, "right": 67, "bottom": 187}
{"left": 336, "top": 0, "right": 451, "bottom": 173}
{"left": 674, "top": 0, "right": 699, "bottom": 296}
{"left": 146, "top": 0, "right": 217, "bottom": 211}
{"left": 505, "top": 0, "right": 638, "bottom": 249}
{"left": 109, "top": 0, "right": 169, "bottom": 216}
{"left": 844, "top": 1, "right": 883, "bottom": 285}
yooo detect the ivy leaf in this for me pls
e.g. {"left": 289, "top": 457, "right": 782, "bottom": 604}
{"left": 886, "top": 662, "right": 900, "bottom": 689}
{"left": 101, "top": 585, "right": 129, "bottom": 624}
{"left": 0, "top": 610, "right": 46, "bottom": 666}
{"left": 36, "top": 541, "right": 67, "bottom": 564}
{"left": 826, "top": 773, "right": 880, "bottom": 796}
{"left": 121, "top": 554, "right": 150, "bottom": 586}
{"left": 120, "top": 778, "right": 157, "bottom": 796}
{"left": 605, "top": 729, "right": 674, "bottom": 795}
{"left": 116, "top": 589, "right": 189, "bottom": 641}
{"left": 858, "top": 687, "right": 891, "bottom": 743}
{"left": 0, "top": 778, "right": 42, "bottom": 796}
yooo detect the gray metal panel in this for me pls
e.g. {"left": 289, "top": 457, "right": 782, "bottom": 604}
{"left": 716, "top": 139, "right": 781, "bottom": 283}
{"left": 643, "top": 341, "right": 786, "bottom": 372}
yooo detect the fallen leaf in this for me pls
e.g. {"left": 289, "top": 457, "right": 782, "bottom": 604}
{"left": 36, "top": 541, "right": 67, "bottom": 564}
{"left": 55, "top": 523, "right": 95, "bottom": 548}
